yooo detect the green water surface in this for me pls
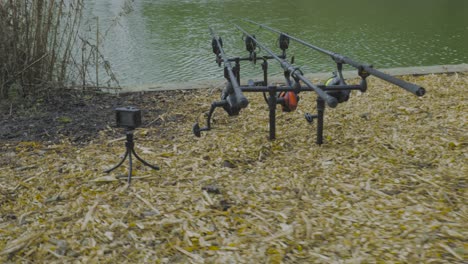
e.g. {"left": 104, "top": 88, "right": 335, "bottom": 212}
{"left": 84, "top": 0, "right": 468, "bottom": 85}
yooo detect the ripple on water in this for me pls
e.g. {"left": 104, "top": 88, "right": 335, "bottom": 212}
{"left": 83, "top": 0, "right": 468, "bottom": 86}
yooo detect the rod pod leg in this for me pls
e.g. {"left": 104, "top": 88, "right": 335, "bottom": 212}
{"left": 316, "top": 98, "right": 325, "bottom": 145}
{"left": 268, "top": 87, "right": 277, "bottom": 140}
{"left": 304, "top": 98, "right": 326, "bottom": 145}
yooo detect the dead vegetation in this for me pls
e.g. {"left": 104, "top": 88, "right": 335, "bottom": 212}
{"left": 0, "top": 0, "right": 120, "bottom": 101}
{"left": 0, "top": 73, "right": 467, "bottom": 263}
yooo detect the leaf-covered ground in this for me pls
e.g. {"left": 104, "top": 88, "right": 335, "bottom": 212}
{"left": 0, "top": 73, "right": 467, "bottom": 263}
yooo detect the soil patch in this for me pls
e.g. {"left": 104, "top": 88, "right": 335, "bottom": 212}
{"left": 0, "top": 90, "right": 179, "bottom": 144}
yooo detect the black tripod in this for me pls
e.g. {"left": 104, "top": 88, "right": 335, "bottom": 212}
{"left": 105, "top": 129, "right": 159, "bottom": 185}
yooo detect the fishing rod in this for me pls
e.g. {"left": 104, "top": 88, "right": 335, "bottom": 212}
{"left": 209, "top": 27, "right": 249, "bottom": 110}
{"left": 234, "top": 24, "right": 339, "bottom": 108}
{"left": 193, "top": 28, "right": 251, "bottom": 137}
{"left": 243, "top": 19, "right": 426, "bottom": 97}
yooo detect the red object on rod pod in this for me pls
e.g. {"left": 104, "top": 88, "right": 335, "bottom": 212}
{"left": 279, "top": 91, "right": 298, "bottom": 112}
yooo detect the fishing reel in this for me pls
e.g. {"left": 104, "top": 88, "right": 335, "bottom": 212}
{"left": 280, "top": 80, "right": 301, "bottom": 112}
{"left": 278, "top": 91, "right": 299, "bottom": 112}
{"left": 221, "top": 83, "right": 243, "bottom": 116}
{"left": 325, "top": 72, "right": 351, "bottom": 103}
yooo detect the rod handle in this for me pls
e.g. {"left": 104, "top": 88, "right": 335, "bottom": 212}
{"left": 364, "top": 66, "right": 426, "bottom": 96}
{"left": 324, "top": 95, "right": 338, "bottom": 108}
{"left": 226, "top": 82, "right": 249, "bottom": 109}
{"left": 232, "top": 87, "right": 249, "bottom": 108}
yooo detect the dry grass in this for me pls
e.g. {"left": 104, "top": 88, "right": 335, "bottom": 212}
{"left": 0, "top": 73, "right": 467, "bottom": 263}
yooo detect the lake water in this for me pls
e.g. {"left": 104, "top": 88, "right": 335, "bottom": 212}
{"left": 83, "top": 0, "right": 468, "bottom": 86}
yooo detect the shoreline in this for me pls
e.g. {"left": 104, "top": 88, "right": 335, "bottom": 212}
{"left": 120, "top": 63, "right": 468, "bottom": 93}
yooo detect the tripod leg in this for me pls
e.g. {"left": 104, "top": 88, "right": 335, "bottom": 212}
{"left": 105, "top": 150, "right": 129, "bottom": 173}
{"left": 132, "top": 149, "right": 160, "bottom": 170}
{"left": 128, "top": 150, "right": 133, "bottom": 185}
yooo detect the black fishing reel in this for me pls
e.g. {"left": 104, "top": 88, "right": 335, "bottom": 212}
{"left": 221, "top": 83, "right": 242, "bottom": 116}
{"left": 325, "top": 73, "right": 350, "bottom": 103}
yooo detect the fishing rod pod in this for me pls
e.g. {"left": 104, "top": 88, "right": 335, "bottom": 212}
{"left": 194, "top": 21, "right": 425, "bottom": 145}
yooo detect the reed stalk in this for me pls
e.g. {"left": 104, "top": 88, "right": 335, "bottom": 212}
{"left": 0, "top": 0, "right": 119, "bottom": 101}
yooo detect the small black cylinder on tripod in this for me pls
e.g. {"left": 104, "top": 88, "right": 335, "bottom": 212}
{"left": 115, "top": 107, "right": 141, "bottom": 129}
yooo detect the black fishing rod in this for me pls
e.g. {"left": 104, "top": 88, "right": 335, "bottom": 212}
{"left": 233, "top": 24, "right": 339, "bottom": 108}
{"left": 192, "top": 28, "right": 250, "bottom": 137}
{"left": 243, "top": 19, "right": 426, "bottom": 97}
{"left": 209, "top": 27, "right": 249, "bottom": 110}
